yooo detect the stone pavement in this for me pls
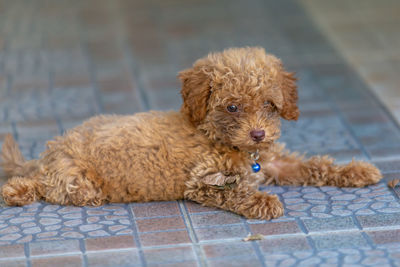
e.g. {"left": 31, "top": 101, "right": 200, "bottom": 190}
{"left": 0, "top": 0, "right": 400, "bottom": 266}
{"left": 302, "top": 0, "right": 400, "bottom": 123}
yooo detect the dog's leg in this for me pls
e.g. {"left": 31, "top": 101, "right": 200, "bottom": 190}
{"left": 2, "top": 176, "right": 42, "bottom": 206}
{"left": 43, "top": 163, "right": 105, "bottom": 206}
{"left": 35, "top": 150, "right": 105, "bottom": 206}
{"left": 184, "top": 176, "right": 283, "bottom": 220}
{"left": 262, "top": 145, "right": 382, "bottom": 187}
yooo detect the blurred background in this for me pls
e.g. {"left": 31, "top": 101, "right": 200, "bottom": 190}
{"left": 1, "top": 1, "right": 400, "bottom": 265}
{"left": 0, "top": 0, "right": 399, "bottom": 158}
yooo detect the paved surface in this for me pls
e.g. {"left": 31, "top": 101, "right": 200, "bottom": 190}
{"left": 303, "top": 0, "right": 400, "bottom": 123}
{"left": 0, "top": 0, "right": 400, "bottom": 266}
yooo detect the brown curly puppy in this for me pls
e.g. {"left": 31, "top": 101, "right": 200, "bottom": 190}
{"left": 1, "top": 47, "right": 382, "bottom": 220}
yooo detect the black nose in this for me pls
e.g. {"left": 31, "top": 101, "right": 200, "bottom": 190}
{"left": 250, "top": 130, "right": 265, "bottom": 142}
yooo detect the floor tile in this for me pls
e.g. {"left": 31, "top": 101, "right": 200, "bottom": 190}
{"left": 311, "top": 232, "right": 369, "bottom": 250}
{"left": 249, "top": 221, "right": 302, "bottom": 235}
{"left": 139, "top": 230, "right": 191, "bottom": 247}
{"left": 190, "top": 212, "right": 242, "bottom": 227}
{"left": 136, "top": 216, "right": 186, "bottom": 232}
{"left": 0, "top": 243, "right": 25, "bottom": 258}
{"left": 31, "top": 255, "right": 83, "bottom": 267}
{"left": 184, "top": 201, "right": 220, "bottom": 213}
{"left": 0, "top": 259, "right": 26, "bottom": 267}
{"left": 357, "top": 214, "right": 400, "bottom": 228}
{"left": 147, "top": 261, "right": 198, "bottom": 267}
{"left": 259, "top": 236, "right": 311, "bottom": 254}
{"left": 207, "top": 258, "right": 263, "bottom": 267}
{"left": 202, "top": 241, "right": 256, "bottom": 259}
{"left": 86, "top": 250, "right": 141, "bottom": 267}
{"left": 194, "top": 225, "right": 248, "bottom": 242}
{"left": 29, "top": 239, "right": 81, "bottom": 256}
{"left": 143, "top": 246, "right": 195, "bottom": 265}
{"left": 366, "top": 229, "right": 400, "bottom": 245}
{"left": 302, "top": 216, "right": 357, "bottom": 232}
{"left": 375, "top": 160, "right": 400, "bottom": 173}
{"left": 85, "top": 235, "right": 136, "bottom": 251}
{"left": 1, "top": 0, "right": 400, "bottom": 266}
{"left": 131, "top": 202, "right": 181, "bottom": 218}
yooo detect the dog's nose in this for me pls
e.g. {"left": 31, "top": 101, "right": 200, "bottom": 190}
{"left": 250, "top": 130, "right": 265, "bottom": 142}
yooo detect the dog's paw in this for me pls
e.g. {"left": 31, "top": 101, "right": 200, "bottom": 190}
{"left": 240, "top": 193, "right": 284, "bottom": 220}
{"left": 1, "top": 177, "right": 38, "bottom": 206}
{"left": 340, "top": 161, "right": 382, "bottom": 187}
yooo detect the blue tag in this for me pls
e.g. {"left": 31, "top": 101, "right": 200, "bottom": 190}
{"left": 252, "top": 162, "right": 261, "bottom": 173}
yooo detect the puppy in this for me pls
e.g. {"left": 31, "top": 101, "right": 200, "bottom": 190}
{"left": 1, "top": 47, "right": 382, "bottom": 220}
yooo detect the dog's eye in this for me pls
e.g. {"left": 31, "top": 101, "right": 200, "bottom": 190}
{"left": 227, "top": 105, "right": 238, "bottom": 113}
{"left": 264, "top": 101, "right": 276, "bottom": 109}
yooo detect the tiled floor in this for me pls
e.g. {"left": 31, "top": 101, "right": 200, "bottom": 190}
{"left": 0, "top": 0, "right": 400, "bottom": 266}
{"left": 302, "top": 0, "right": 400, "bottom": 123}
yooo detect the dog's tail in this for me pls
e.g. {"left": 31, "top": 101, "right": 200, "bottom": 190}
{"left": 1, "top": 134, "right": 41, "bottom": 206}
{"left": 1, "top": 134, "right": 27, "bottom": 177}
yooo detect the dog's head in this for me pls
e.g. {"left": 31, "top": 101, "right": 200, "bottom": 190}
{"left": 179, "top": 47, "right": 299, "bottom": 151}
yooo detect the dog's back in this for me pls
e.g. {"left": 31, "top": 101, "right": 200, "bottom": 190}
{"left": 0, "top": 111, "right": 214, "bottom": 206}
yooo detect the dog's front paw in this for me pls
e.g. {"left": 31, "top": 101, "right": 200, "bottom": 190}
{"left": 240, "top": 193, "right": 284, "bottom": 220}
{"left": 340, "top": 161, "right": 382, "bottom": 187}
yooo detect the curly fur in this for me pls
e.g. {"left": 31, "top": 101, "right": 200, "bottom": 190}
{"left": 1, "top": 47, "right": 382, "bottom": 219}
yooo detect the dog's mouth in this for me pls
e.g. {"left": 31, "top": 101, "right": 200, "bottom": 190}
{"left": 232, "top": 139, "right": 274, "bottom": 153}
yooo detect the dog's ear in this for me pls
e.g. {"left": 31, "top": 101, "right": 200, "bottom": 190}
{"left": 179, "top": 67, "right": 211, "bottom": 125}
{"left": 280, "top": 71, "right": 299, "bottom": 121}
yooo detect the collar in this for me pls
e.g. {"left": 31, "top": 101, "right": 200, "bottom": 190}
{"left": 249, "top": 149, "right": 261, "bottom": 172}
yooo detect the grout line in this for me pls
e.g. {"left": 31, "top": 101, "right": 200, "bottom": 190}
{"left": 351, "top": 214, "right": 363, "bottom": 230}
{"left": 143, "top": 258, "right": 202, "bottom": 266}
{"left": 328, "top": 98, "right": 372, "bottom": 160}
{"left": 195, "top": 237, "right": 259, "bottom": 245}
{"left": 0, "top": 256, "right": 26, "bottom": 261}
{"left": 6, "top": 73, "right": 12, "bottom": 97}
{"left": 127, "top": 204, "right": 148, "bottom": 267}
{"left": 47, "top": 69, "right": 64, "bottom": 135}
{"left": 384, "top": 247, "right": 397, "bottom": 267}
{"left": 130, "top": 200, "right": 180, "bottom": 206}
{"left": 361, "top": 231, "right": 376, "bottom": 249}
{"left": 178, "top": 201, "right": 199, "bottom": 243}
{"left": 369, "top": 155, "right": 400, "bottom": 163}
{"left": 28, "top": 252, "right": 82, "bottom": 259}
{"left": 296, "top": 217, "right": 309, "bottom": 234}
{"left": 361, "top": 225, "right": 400, "bottom": 232}
{"left": 79, "top": 239, "right": 88, "bottom": 267}
{"left": 388, "top": 184, "right": 400, "bottom": 200}
{"left": 135, "top": 214, "right": 189, "bottom": 220}
{"left": 140, "top": 228, "right": 188, "bottom": 234}
{"left": 122, "top": 40, "right": 150, "bottom": 111}
{"left": 0, "top": 38, "right": 9, "bottom": 75}
{"left": 178, "top": 200, "right": 207, "bottom": 267}
{"left": 190, "top": 222, "right": 245, "bottom": 229}
{"left": 242, "top": 217, "right": 266, "bottom": 267}
{"left": 85, "top": 247, "right": 137, "bottom": 254}
{"left": 337, "top": 252, "right": 345, "bottom": 266}
{"left": 305, "top": 235, "right": 317, "bottom": 251}
{"left": 197, "top": 254, "right": 261, "bottom": 264}
{"left": 135, "top": 242, "right": 196, "bottom": 250}
{"left": 133, "top": 210, "right": 222, "bottom": 218}
{"left": 78, "top": 25, "right": 104, "bottom": 115}
{"left": 24, "top": 242, "right": 31, "bottom": 267}
{"left": 11, "top": 120, "right": 18, "bottom": 141}
{"left": 3, "top": 105, "right": 9, "bottom": 122}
